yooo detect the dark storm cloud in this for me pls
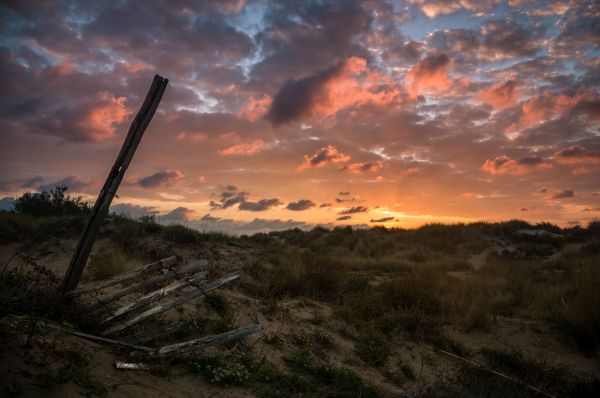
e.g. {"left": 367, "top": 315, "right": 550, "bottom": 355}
{"left": 286, "top": 199, "right": 316, "bottom": 211}
{"left": 338, "top": 206, "right": 368, "bottom": 215}
{"left": 162, "top": 207, "right": 194, "bottom": 223}
{"left": 336, "top": 215, "right": 352, "bottom": 221}
{"left": 266, "top": 62, "right": 344, "bottom": 125}
{"left": 370, "top": 217, "right": 394, "bottom": 223}
{"left": 239, "top": 198, "right": 283, "bottom": 211}
{"left": 137, "top": 170, "right": 184, "bottom": 189}
{"left": 210, "top": 185, "right": 249, "bottom": 210}
{"left": 250, "top": 0, "right": 372, "bottom": 91}
{"left": 550, "top": 189, "right": 575, "bottom": 199}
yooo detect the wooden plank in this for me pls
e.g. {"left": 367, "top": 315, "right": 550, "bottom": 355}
{"left": 100, "top": 270, "right": 207, "bottom": 324}
{"left": 157, "top": 324, "right": 262, "bottom": 356}
{"left": 68, "top": 255, "right": 177, "bottom": 297}
{"left": 63, "top": 75, "right": 169, "bottom": 292}
{"left": 45, "top": 324, "right": 152, "bottom": 352}
{"left": 102, "top": 272, "right": 240, "bottom": 336}
{"left": 89, "top": 259, "right": 207, "bottom": 310}
{"left": 123, "top": 325, "right": 180, "bottom": 345}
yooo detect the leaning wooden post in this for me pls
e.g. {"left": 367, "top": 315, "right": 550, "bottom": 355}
{"left": 62, "top": 75, "right": 169, "bottom": 292}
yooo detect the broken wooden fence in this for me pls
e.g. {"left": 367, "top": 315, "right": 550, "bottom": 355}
{"left": 68, "top": 256, "right": 261, "bottom": 357}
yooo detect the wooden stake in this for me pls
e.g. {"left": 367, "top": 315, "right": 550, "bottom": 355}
{"left": 62, "top": 75, "right": 168, "bottom": 292}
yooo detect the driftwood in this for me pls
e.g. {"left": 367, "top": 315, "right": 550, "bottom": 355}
{"left": 45, "top": 324, "right": 153, "bottom": 352}
{"left": 100, "top": 270, "right": 207, "bottom": 324}
{"left": 102, "top": 272, "right": 241, "bottom": 336}
{"left": 114, "top": 361, "right": 150, "bottom": 370}
{"left": 68, "top": 255, "right": 177, "bottom": 297}
{"left": 89, "top": 259, "right": 206, "bottom": 310}
{"left": 63, "top": 75, "right": 169, "bottom": 292}
{"left": 157, "top": 324, "right": 262, "bottom": 356}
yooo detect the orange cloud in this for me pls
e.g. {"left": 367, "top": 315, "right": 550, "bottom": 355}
{"left": 315, "top": 57, "right": 400, "bottom": 117}
{"left": 508, "top": 90, "right": 597, "bottom": 132}
{"left": 405, "top": 54, "right": 452, "bottom": 98}
{"left": 299, "top": 145, "right": 351, "bottom": 170}
{"left": 554, "top": 145, "right": 600, "bottom": 164}
{"left": 482, "top": 155, "right": 552, "bottom": 175}
{"left": 81, "top": 91, "right": 131, "bottom": 140}
{"left": 238, "top": 95, "right": 272, "bottom": 121}
{"left": 477, "top": 80, "right": 522, "bottom": 110}
{"left": 342, "top": 161, "right": 383, "bottom": 174}
{"left": 218, "top": 139, "right": 269, "bottom": 156}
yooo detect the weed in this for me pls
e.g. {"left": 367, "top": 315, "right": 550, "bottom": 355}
{"left": 354, "top": 333, "right": 389, "bottom": 367}
{"left": 3, "top": 378, "right": 23, "bottom": 396}
{"left": 190, "top": 352, "right": 251, "bottom": 386}
{"left": 313, "top": 328, "right": 335, "bottom": 348}
{"left": 84, "top": 249, "right": 126, "bottom": 281}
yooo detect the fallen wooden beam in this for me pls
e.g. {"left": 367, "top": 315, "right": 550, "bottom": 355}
{"left": 68, "top": 256, "right": 177, "bottom": 297}
{"left": 102, "top": 271, "right": 241, "bottom": 336}
{"left": 45, "top": 324, "right": 153, "bottom": 352}
{"left": 100, "top": 270, "right": 208, "bottom": 324}
{"left": 89, "top": 259, "right": 207, "bottom": 310}
{"left": 123, "top": 325, "right": 181, "bottom": 345}
{"left": 157, "top": 324, "right": 262, "bottom": 356}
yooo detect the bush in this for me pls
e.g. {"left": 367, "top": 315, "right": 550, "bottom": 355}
{"left": 14, "top": 186, "right": 90, "bottom": 217}
{"left": 84, "top": 249, "right": 126, "bottom": 281}
{"left": 354, "top": 333, "right": 389, "bottom": 367}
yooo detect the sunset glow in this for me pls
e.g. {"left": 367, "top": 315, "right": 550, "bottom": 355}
{"left": 1, "top": 0, "right": 599, "bottom": 233}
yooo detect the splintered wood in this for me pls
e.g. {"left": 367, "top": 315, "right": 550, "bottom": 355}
{"left": 71, "top": 257, "right": 261, "bottom": 358}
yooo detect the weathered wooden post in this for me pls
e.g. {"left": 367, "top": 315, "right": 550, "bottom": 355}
{"left": 62, "top": 75, "right": 169, "bottom": 292}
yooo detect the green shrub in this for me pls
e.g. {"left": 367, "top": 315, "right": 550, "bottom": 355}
{"left": 354, "top": 333, "right": 389, "bottom": 367}
{"left": 84, "top": 250, "right": 126, "bottom": 281}
{"left": 14, "top": 186, "right": 89, "bottom": 217}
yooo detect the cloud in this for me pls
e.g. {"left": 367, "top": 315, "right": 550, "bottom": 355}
{"left": 238, "top": 198, "right": 283, "bottom": 211}
{"left": 481, "top": 155, "right": 553, "bottom": 175}
{"left": 162, "top": 207, "right": 194, "bottom": 223}
{"left": 336, "top": 215, "right": 352, "bottom": 221}
{"left": 137, "top": 169, "right": 184, "bottom": 189}
{"left": 38, "top": 176, "right": 93, "bottom": 193}
{"left": 405, "top": 54, "right": 452, "bottom": 98}
{"left": 200, "top": 213, "right": 220, "bottom": 222}
{"left": 210, "top": 185, "right": 249, "bottom": 209}
{"left": 218, "top": 140, "right": 270, "bottom": 156}
{"left": 286, "top": 199, "right": 316, "bottom": 211}
{"left": 338, "top": 206, "right": 369, "bottom": 215}
{"left": 267, "top": 57, "right": 399, "bottom": 125}
{"left": 477, "top": 80, "right": 523, "bottom": 110}
{"left": 408, "top": 0, "right": 500, "bottom": 18}
{"left": 238, "top": 95, "right": 272, "bottom": 121}
{"left": 508, "top": 90, "right": 597, "bottom": 132}
{"left": 549, "top": 189, "right": 575, "bottom": 199}
{"left": 110, "top": 203, "right": 158, "bottom": 218}
{"left": 339, "top": 191, "right": 351, "bottom": 195}
{"left": 299, "top": 145, "right": 351, "bottom": 170}
{"left": 341, "top": 161, "right": 383, "bottom": 174}
{"left": 554, "top": 145, "right": 600, "bottom": 164}
{"left": 320, "top": 203, "right": 332, "bottom": 208}
{"left": 370, "top": 217, "right": 395, "bottom": 223}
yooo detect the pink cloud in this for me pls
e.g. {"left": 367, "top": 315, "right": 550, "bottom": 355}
{"left": 554, "top": 145, "right": 600, "bottom": 164}
{"left": 299, "top": 145, "right": 351, "bottom": 170}
{"left": 238, "top": 95, "right": 272, "bottom": 121}
{"left": 482, "top": 155, "right": 552, "bottom": 175}
{"left": 80, "top": 91, "right": 131, "bottom": 140}
{"left": 342, "top": 161, "right": 383, "bottom": 174}
{"left": 405, "top": 54, "right": 452, "bottom": 98}
{"left": 477, "top": 80, "right": 523, "bottom": 110}
{"left": 218, "top": 139, "right": 269, "bottom": 156}
{"left": 508, "top": 90, "right": 597, "bottom": 132}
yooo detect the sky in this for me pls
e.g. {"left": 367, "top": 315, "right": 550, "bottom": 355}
{"left": 0, "top": 0, "right": 599, "bottom": 234}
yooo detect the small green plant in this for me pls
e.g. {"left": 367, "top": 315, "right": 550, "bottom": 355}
{"left": 190, "top": 353, "right": 250, "bottom": 386}
{"left": 264, "top": 333, "right": 283, "bottom": 346}
{"left": 313, "top": 328, "right": 335, "bottom": 348}
{"left": 397, "top": 359, "right": 416, "bottom": 380}
{"left": 3, "top": 378, "right": 23, "bottom": 396}
{"left": 84, "top": 249, "right": 126, "bottom": 281}
{"left": 354, "top": 333, "right": 389, "bottom": 367}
